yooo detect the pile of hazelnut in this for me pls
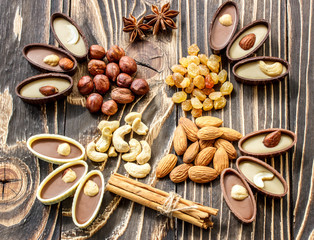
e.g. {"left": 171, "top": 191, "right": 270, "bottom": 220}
{"left": 77, "top": 45, "right": 150, "bottom": 115}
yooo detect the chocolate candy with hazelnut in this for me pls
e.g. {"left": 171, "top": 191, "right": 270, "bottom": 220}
{"left": 93, "top": 74, "right": 110, "bottom": 94}
{"left": 116, "top": 73, "right": 133, "bottom": 88}
{"left": 130, "top": 78, "right": 149, "bottom": 95}
{"left": 86, "top": 93, "right": 103, "bottom": 113}
{"left": 119, "top": 56, "right": 137, "bottom": 75}
{"left": 78, "top": 76, "right": 94, "bottom": 95}
{"left": 101, "top": 100, "right": 118, "bottom": 116}
{"left": 111, "top": 87, "right": 135, "bottom": 104}
{"left": 106, "top": 62, "right": 120, "bottom": 81}
{"left": 106, "top": 45, "right": 125, "bottom": 62}
{"left": 59, "top": 57, "right": 74, "bottom": 70}
{"left": 88, "top": 59, "right": 106, "bottom": 76}
{"left": 89, "top": 45, "right": 106, "bottom": 60}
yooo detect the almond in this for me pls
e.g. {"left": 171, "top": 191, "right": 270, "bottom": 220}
{"left": 239, "top": 33, "right": 256, "bottom": 50}
{"left": 195, "top": 116, "right": 223, "bottom": 128}
{"left": 263, "top": 130, "right": 281, "bottom": 148}
{"left": 170, "top": 164, "right": 193, "bottom": 183}
{"left": 219, "top": 127, "right": 243, "bottom": 141}
{"left": 183, "top": 141, "right": 199, "bottom": 163}
{"left": 156, "top": 154, "right": 178, "bottom": 178}
{"left": 188, "top": 166, "right": 218, "bottom": 183}
{"left": 213, "top": 147, "right": 229, "bottom": 174}
{"left": 199, "top": 139, "right": 215, "bottom": 150}
{"left": 214, "top": 138, "right": 237, "bottom": 160}
{"left": 197, "top": 126, "right": 223, "bottom": 140}
{"left": 179, "top": 117, "right": 199, "bottom": 142}
{"left": 173, "top": 125, "right": 187, "bottom": 155}
{"left": 195, "top": 147, "right": 216, "bottom": 166}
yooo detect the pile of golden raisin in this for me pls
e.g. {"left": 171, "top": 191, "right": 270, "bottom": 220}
{"left": 165, "top": 44, "right": 233, "bottom": 118}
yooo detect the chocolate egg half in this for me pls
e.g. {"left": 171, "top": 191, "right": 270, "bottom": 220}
{"left": 209, "top": 1, "right": 239, "bottom": 53}
{"left": 37, "top": 160, "right": 88, "bottom": 205}
{"left": 22, "top": 43, "right": 77, "bottom": 74}
{"left": 16, "top": 73, "right": 73, "bottom": 105}
{"left": 233, "top": 56, "right": 290, "bottom": 85}
{"left": 236, "top": 156, "right": 288, "bottom": 197}
{"left": 72, "top": 170, "right": 105, "bottom": 228}
{"left": 226, "top": 19, "right": 270, "bottom": 62}
{"left": 51, "top": 12, "right": 88, "bottom": 61}
{"left": 221, "top": 168, "right": 256, "bottom": 223}
{"left": 238, "top": 128, "right": 296, "bottom": 158}
{"left": 27, "top": 134, "right": 85, "bottom": 164}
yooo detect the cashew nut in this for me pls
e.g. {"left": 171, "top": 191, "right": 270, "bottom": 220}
{"left": 125, "top": 112, "right": 142, "bottom": 125}
{"left": 108, "top": 146, "right": 118, "bottom": 157}
{"left": 259, "top": 61, "right": 283, "bottom": 77}
{"left": 136, "top": 140, "right": 151, "bottom": 164}
{"left": 57, "top": 143, "right": 71, "bottom": 156}
{"left": 95, "top": 127, "right": 112, "bottom": 153}
{"left": 86, "top": 141, "right": 108, "bottom": 162}
{"left": 124, "top": 162, "right": 151, "bottom": 178}
{"left": 132, "top": 118, "right": 148, "bottom": 135}
{"left": 253, "top": 172, "right": 274, "bottom": 188}
{"left": 231, "top": 184, "right": 248, "bottom": 200}
{"left": 112, "top": 125, "right": 132, "bottom": 153}
{"left": 122, "top": 139, "right": 142, "bottom": 162}
{"left": 97, "top": 120, "right": 120, "bottom": 132}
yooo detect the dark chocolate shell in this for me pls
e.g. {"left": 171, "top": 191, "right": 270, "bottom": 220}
{"left": 221, "top": 168, "right": 256, "bottom": 223}
{"left": 238, "top": 128, "right": 296, "bottom": 158}
{"left": 226, "top": 19, "right": 270, "bottom": 62}
{"left": 233, "top": 56, "right": 290, "bottom": 85}
{"left": 50, "top": 12, "right": 88, "bottom": 61}
{"left": 22, "top": 43, "right": 77, "bottom": 75}
{"left": 15, "top": 73, "right": 73, "bottom": 105}
{"left": 236, "top": 156, "right": 288, "bottom": 198}
{"left": 209, "top": 1, "right": 239, "bottom": 53}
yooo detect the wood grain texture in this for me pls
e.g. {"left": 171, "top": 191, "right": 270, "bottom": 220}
{"left": 0, "top": 0, "right": 312, "bottom": 239}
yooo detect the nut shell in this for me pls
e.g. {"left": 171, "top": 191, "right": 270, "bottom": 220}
{"left": 88, "top": 59, "right": 106, "bottom": 76}
{"left": 89, "top": 45, "right": 106, "bottom": 59}
{"left": 119, "top": 56, "right": 137, "bottom": 75}
{"left": 93, "top": 74, "right": 110, "bottom": 94}
{"left": 101, "top": 100, "right": 118, "bottom": 116}
{"left": 86, "top": 93, "right": 103, "bottom": 113}
{"left": 77, "top": 76, "right": 94, "bottom": 95}
{"left": 117, "top": 73, "right": 133, "bottom": 88}
{"left": 106, "top": 45, "right": 125, "bottom": 62}
{"left": 130, "top": 79, "right": 150, "bottom": 95}
{"left": 111, "top": 87, "right": 135, "bottom": 104}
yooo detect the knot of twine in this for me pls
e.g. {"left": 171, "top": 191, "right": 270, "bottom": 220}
{"left": 157, "top": 192, "right": 198, "bottom": 218}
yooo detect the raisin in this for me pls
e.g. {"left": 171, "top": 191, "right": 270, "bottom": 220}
{"left": 220, "top": 82, "right": 233, "bottom": 95}
{"left": 209, "top": 72, "right": 219, "bottom": 84}
{"left": 192, "top": 89, "right": 206, "bottom": 101}
{"left": 182, "top": 99, "right": 192, "bottom": 111}
{"left": 209, "top": 91, "right": 223, "bottom": 100}
{"left": 172, "top": 91, "right": 187, "bottom": 103}
{"left": 193, "top": 75, "right": 205, "bottom": 89}
{"left": 179, "top": 57, "right": 189, "bottom": 68}
{"left": 198, "top": 54, "right": 209, "bottom": 65}
{"left": 191, "top": 108, "right": 202, "bottom": 118}
{"left": 209, "top": 54, "right": 221, "bottom": 63}
{"left": 199, "top": 64, "right": 210, "bottom": 76}
{"left": 188, "top": 44, "right": 200, "bottom": 56}
{"left": 180, "top": 77, "right": 191, "bottom": 88}
{"left": 214, "top": 96, "right": 227, "bottom": 109}
{"left": 207, "top": 60, "right": 219, "bottom": 73}
{"left": 187, "top": 55, "right": 200, "bottom": 65}
{"left": 185, "top": 82, "right": 194, "bottom": 93}
{"left": 187, "top": 63, "right": 200, "bottom": 78}
{"left": 171, "top": 64, "right": 187, "bottom": 75}
{"left": 165, "top": 75, "right": 174, "bottom": 86}
{"left": 203, "top": 98, "right": 213, "bottom": 111}
{"left": 191, "top": 97, "right": 203, "bottom": 109}
{"left": 202, "top": 87, "right": 215, "bottom": 95}
{"left": 205, "top": 74, "right": 215, "bottom": 88}
{"left": 173, "top": 73, "right": 184, "bottom": 88}
{"left": 218, "top": 69, "right": 228, "bottom": 83}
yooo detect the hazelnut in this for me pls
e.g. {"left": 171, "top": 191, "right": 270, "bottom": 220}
{"left": 88, "top": 59, "right": 106, "bottom": 76}
{"left": 119, "top": 56, "right": 137, "bottom": 75}
{"left": 62, "top": 168, "right": 77, "bottom": 183}
{"left": 93, "top": 74, "right": 110, "bottom": 94}
{"left": 86, "top": 93, "right": 103, "bottom": 113}
{"left": 57, "top": 143, "right": 71, "bottom": 156}
{"left": 111, "top": 88, "right": 135, "bottom": 104}
{"left": 116, "top": 73, "right": 133, "bottom": 88}
{"left": 106, "top": 62, "right": 120, "bottom": 81}
{"left": 101, "top": 100, "right": 118, "bottom": 116}
{"left": 89, "top": 45, "right": 106, "bottom": 59}
{"left": 130, "top": 78, "right": 149, "bottom": 95}
{"left": 77, "top": 76, "right": 94, "bottom": 95}
{"left": 106, "top": 45, "right": 125, "bottom": 62}
{"left": 59, "top": 57, "right": 74, "bottom": 70}
{"left": 84, "top": 180, "right": 99, "bottom": 197}
{"left": 39, "top": 85, "right": 59, "bottom": 96}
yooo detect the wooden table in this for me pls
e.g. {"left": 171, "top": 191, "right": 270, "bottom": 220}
{"left": 0, "top": 0, "right": 313, "bottom": 239}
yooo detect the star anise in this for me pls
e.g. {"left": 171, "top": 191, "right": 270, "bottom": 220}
{"left": 144, "top": 3, "right": 180, "bottom": 35}
{"left": 123, "top": 14, "right": 152, "bottom": 42}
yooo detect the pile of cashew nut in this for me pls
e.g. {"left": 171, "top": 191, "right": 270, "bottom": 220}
{"left": 86, "top": 112, "right": 152, "bottom": 178}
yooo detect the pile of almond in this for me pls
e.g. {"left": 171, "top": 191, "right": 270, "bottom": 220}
{"left": 156, "top": 117, "right": 242, "bottom": 183}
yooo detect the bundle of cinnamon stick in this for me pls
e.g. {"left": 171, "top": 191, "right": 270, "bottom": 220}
{"left": 106, "top": 173, "right": 218, "bottom": 229}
